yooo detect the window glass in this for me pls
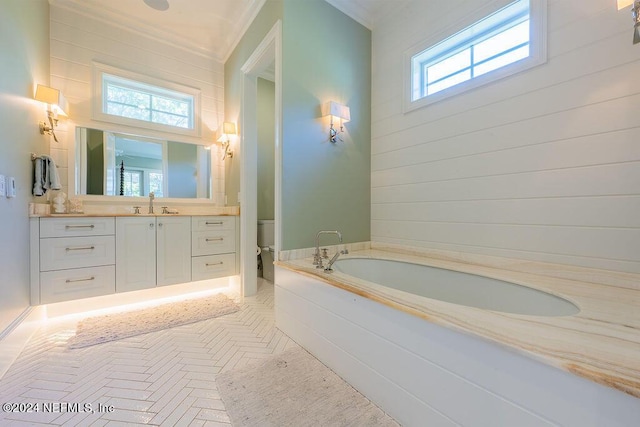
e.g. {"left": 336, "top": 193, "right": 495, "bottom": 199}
{"left": 407, "top": 0, "right": 546, "bottom": 110}
{"left": 102, "top": 74, "right": 194, "bottom": 131}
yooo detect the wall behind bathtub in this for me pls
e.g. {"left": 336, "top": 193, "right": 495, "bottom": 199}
{"left": 225, "top": 0, "right": 371, "bottom": 250}
{"left": 0, "top": 0, "right": 50, "bottom": 334}
{"left": 371, "top": 0, "right": 640, "bottom": 274}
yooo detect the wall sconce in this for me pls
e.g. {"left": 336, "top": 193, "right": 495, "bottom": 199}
{"left": 618, "top": 0, "right": 640, "bottom": 44}
{"left": 322, "top": 101, "right": 350, "bottom": 143}
{"left": 217, "top": 122, "right": 237, "bottom": 160}
{"left": 34, "top": 84, "right": 68, "bottom": 142}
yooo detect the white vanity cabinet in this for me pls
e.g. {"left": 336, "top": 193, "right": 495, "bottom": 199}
{"left": 31, "top": 214, "right": 237, "bottom": 305}
{"left": 115, "top": 217, "right": 157, "bottom": 292}
{"left": 116, "top": 216, "right": 192, "bottom": 292}
{"left": 31, "top": 217, "right": 116, "bottom": 304}
{"left": 156, "top": 216, "right": 192, "bottom": 286}
{"left": 191, "top": 216, "right": 237, "bottom": 281}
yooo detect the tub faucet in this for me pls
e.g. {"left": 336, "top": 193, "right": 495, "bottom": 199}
{"left": 314, "top": 230, "right": 343, "bottom": 269}
{"left": 324, "top": 249, "right": 348, "bottom": 272}
{"left": 148, "top": 192, "right": 155, "bottom": 214}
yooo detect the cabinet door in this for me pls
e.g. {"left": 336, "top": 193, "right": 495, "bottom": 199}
{"left": 116, "top": 217, "right": 156, "bottom": 292}
{"left": 157, "top": 216, "right": 191, "bottom": 286}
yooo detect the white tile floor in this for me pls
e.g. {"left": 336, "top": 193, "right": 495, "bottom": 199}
{"left": 0, "top": 279, "right": 297, "bottom": 426}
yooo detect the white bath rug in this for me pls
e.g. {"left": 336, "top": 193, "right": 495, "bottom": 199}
{"left": 216, "top": 346, "right": 399, "bottom": 427}
{"left": 67, "top": 293, "right": 239, "bottom": 349}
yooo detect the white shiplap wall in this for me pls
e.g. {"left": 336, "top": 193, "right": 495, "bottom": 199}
{"left": 48, "top": 4, "right": 225, "bottom": 203}
{"left": 371, "top": 0, "right": 640, "bottom": 274}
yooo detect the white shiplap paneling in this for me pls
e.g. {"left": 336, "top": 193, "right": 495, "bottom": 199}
{"left": 371, "top": 0, "right": 640, "bottom": 273}
{"left": 49, "top": 4, "right": 226, "bottom": 202}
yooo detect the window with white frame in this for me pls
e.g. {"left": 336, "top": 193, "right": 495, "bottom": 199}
{"left": 93, "top": 63, "right": 201, "bottom": 137}
{"left": 406, "top": 0, "right": 546, "bottom": 110}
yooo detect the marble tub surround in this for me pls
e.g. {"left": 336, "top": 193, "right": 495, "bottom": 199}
{"left": 275, "top": 249, "right": 640, "bottom": 399}
{"left": 29, "top": 202, "right": 239, "bottom": 217}
{"left": 371, "top": 242, "right": 640, "bottom": 292}
{"left": 278, "top": 241, "right": 371, "bottom": 261}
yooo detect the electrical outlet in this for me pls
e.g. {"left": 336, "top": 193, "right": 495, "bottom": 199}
{"left": 0, "top": 175, "right": 5, "bottom": 197}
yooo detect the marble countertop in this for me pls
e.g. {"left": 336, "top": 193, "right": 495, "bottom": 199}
{"left": 276, "top": 248, "right": 640, "bottom": 399}
{"left": 30, "top": 206, "right": 240, "bottom": 217}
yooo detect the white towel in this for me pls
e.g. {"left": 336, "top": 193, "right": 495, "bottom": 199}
{"left": 33, "top": 156, "right": 61, "bottom": 196}
{"left": 33, "top": 158, "right": 44, "bottom": 196}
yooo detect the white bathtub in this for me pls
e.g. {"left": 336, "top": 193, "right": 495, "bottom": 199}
{"left": 333, "top": 258, "right": 579, "bottom": 317}
{"left": 275, "top": 254, "right": 639, "bottom": 427}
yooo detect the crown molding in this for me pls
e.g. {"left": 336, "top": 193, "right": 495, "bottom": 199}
{"left": 222, "top": 0, "right": 267, "bottom": 63}
{"left": 324, "top": 0, "right": 373, "bottom": 29}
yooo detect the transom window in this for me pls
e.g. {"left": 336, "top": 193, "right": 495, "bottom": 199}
{"left": 406, "top": 0, "right": 546, "bottom": 110}
{"left": 93, "top": 63, "right": 201, "bottom": 137}
{"left": 103, "top": 74, "right": 194, "bottom": 130}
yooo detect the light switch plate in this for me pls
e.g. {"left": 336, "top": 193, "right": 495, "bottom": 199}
{"left": 0, "top": 175, "right": 5, "bottom": 197}
{"left": 6, "top": 177, "right": 15, "bottom": 198}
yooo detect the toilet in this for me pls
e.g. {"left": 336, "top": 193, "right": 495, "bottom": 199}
{"left": 257, "top": 219, "right": 275, "bottom": 282}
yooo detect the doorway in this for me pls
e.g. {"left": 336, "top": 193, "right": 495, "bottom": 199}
{"left": 239, "top": 21, "right": 282, "bottom": 297}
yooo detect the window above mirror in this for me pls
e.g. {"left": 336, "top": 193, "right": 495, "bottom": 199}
{"left": 92, "top": 62, "right": 202, "bottom": 138}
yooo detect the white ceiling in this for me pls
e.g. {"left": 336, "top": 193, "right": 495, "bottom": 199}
{"left": 50, "top": 0, "right": 401, "bottom": 62}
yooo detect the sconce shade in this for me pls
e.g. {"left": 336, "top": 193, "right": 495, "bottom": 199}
{"left": 322, "top": 101, "right": 350, "bottom": 122}
{"left": 35, "top": 84, "right": 68, "bottom": 116}
{"left": 222, "top": 121, "right": 237, "bottom": 135}
{"left": 618, "top": 0, "right": 634, "bottom": 9}
{"left": 217, "top": 122, "right": 237, "bottom": 142}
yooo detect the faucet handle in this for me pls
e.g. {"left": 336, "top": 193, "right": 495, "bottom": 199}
{"left": 133, "top": 206, "right": 141, "bottom": 214}
{"left": 161, "top": 206, "right": 169, "bottom": 214}
{"left": 321, "top": 248, "right": 328, "bottom": 258}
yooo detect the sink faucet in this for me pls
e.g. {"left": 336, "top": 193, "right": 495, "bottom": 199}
{"left": 148, "top": 192, "right": 155, "bottom": 214}
{"left": 314, "top": 230, "right": 343, "bottom": 269}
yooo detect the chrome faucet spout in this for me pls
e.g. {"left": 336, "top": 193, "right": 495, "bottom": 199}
{"left": 313, "top": 230, "right": 344, "bottom": 268}
{"left": 148, "top": 192, "right": 155, "bottom": 214}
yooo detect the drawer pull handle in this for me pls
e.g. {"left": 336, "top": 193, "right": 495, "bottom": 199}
{"left": 206, "top": 262, "right": 224, "bottom": 267}
{"left": 65, "top": 276, "right": 95, "bottom": 283}
{"left": 65, "top": 246, "right": 96, "bottom": 251}
{"left": 65, "top": 224, "right": 95, "bottom": 229}
{"left": 205, "top": 221, "right": 224, "bottom": 225}
{"left": 206, "top": 237, "right": 224, "bottom": 242}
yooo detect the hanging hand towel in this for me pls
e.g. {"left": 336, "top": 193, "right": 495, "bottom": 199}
{"left": 43, "top": 155, "right": 61, "bottom": 191}
{"left": 33, "top": 158, "right": 44, "bottom": 196}
{"left": 33, "top": 155, "right": 61, "bottom": 196}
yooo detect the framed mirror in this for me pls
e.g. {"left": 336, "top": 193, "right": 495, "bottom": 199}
{"left": 75, "top": 127, "right": 212, "bottom": 199}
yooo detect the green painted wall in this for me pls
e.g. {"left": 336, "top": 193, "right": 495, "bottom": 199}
{"left": 224, "top": 0, "right": 371, "bottom": 250}
{"left": 280, "top": 0, "right": 371, "bottom": 249}
{"left": 257, "top": 78, "right": 275, "bottom": 220}
{"left": 224, "top": 0, "right": 283, "bottom": 207}
{"left": 167, "top": 141, "right": 197, "bottom": 198}
{"left": 0, "top": 0, "right": 50, "bottom": 332}
{"left": 86, "top": 128, "right": 104, "bottom": 195}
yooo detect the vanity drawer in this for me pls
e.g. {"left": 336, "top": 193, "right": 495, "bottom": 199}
{"left": 192, "top": 253, "right": 236, "bottom": 281}
{"left": 192, "top": 230, "right": 235, "bottom": 256}
{"left": 40, "top": 217, "right": 115, "bottom": 238}
{"left": 40, "top": 265, "right": 115, "bottom": 304}
{"left": 192, "top": 216, "right": 235, "bottom": 232}
{"left": 40, "top": 236, "right": 115, "bottom": 271}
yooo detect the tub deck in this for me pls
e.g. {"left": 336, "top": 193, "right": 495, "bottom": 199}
{"left": 275, "top": 247, "right": 640, "bottom": 399}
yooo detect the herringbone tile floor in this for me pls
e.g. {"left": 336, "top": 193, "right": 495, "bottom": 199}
{"left": 0, "top": 279, "right": 297, "bottom": 426}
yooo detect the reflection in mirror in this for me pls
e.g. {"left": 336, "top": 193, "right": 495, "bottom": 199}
{"left": 76, "top": 127, "right": 211, "bottom": 199}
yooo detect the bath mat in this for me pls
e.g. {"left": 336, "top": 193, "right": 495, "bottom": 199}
{"left": 216, "top": 346, "right": 399, "bottom": 427}
{"left": 67, "top": 293, "right": 239, "bottom": 349}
